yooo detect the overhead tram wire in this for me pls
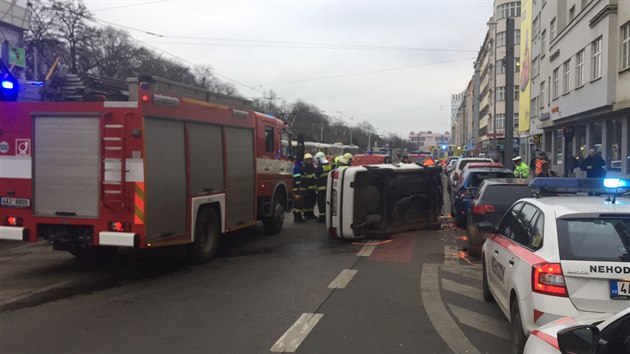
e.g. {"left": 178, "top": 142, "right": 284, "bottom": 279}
{"left": 89, "top": 0, "right": 176, "bottom": 12}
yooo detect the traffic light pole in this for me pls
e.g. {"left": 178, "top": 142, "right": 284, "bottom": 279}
{"left": 504, "top": 18, "right": 515, "bottom": 170}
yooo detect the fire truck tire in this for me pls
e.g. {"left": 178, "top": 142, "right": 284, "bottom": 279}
{"left": 263, "top": 193, "right": 285, "bottom": 235}
{"left": 188, "top": 208, "right": 220, "bottom": 264}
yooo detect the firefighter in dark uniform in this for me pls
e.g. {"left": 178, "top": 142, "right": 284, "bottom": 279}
{"left": 315, "top": 152, "right": 332, "bottom": 223}
{"left": 293, "top": 157, "right": 306, "bottom": 223}
{"left": 302, "top": 153, "right": 318, "bottom": 220}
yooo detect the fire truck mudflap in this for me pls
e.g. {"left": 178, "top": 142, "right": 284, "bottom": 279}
{"left": 327, "top": 163, "right": 443, "bottom": 239}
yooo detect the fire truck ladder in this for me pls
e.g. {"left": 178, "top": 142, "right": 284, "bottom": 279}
{"left": 101, "top": 111, "right": 128, "bottom": 207}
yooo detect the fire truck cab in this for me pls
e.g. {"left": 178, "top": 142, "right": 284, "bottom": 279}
{"left": 0, "top": 75, "right": 294, "bottom": 263}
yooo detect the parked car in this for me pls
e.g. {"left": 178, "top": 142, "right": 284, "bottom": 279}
{"left": 451, "top": 167, "right": 514, "bottom": 228}
{"left": 445, "top": 156, "right": 460, "bottom": 175}
{"left": 481, "top": 178, "right": 630, "bottom": 354}
{"left": 466, "top": 178, "right": 532, "bottom": 258}
{"left": 525, "top": 306, "right": 630, "bottom": 354}
{"left": 448, "top": 157, "right": 493, "bottom": 192}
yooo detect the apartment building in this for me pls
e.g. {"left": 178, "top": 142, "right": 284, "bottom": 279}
{"left": 475, "top": 0, "right": 522, "bottom": 161}
{"left": 530, "top": 0, "right": 630, "bottom": 176}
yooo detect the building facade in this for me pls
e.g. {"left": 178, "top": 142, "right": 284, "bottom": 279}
{"left": 0, "top": 0, "right": 29, "bottom": 76}
{"left": 408, "top": 131, "right": 450, "bottom": 152}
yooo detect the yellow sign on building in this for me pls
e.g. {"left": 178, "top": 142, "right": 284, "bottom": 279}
{"left": 519, "top": 0, "right": 533, "bottom": 134}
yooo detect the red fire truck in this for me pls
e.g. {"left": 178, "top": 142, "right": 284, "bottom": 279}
{"left": 0, "top": 76, "right": 294, "bottom": 263}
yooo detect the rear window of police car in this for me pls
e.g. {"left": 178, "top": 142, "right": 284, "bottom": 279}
{"left": 557, "top": 217, "right": 630, "bottom": 262}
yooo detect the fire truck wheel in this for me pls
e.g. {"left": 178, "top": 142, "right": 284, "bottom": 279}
{"left": 188, "top": 208, "right": 220, "bottom": 264}
{"left": 263, "top": 193, "right": 285, "bottom": 235}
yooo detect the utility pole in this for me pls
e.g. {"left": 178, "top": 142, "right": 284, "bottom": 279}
{"left": 504, "top": 18, "right": 515, "bottom": 169}
{"left": 472, "top": 60, "right": 480, "bottom": 155}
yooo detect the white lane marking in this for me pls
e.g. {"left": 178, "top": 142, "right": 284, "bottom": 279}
{"left": 441, "top": 266, "right": 483, "bottom": 281}
{"left": 444, "top": 245, "right": 460, "bottom": 265}
{"left": 270, "top": 313, "right": 323, "bottom": 353}
{"left": 421, "top": 264, "right": 480, "bottom": 354}
{"left": 0, "top": 276, "right": 87, "bottom": 308}
{"left": 356, "top": 244, "right": 376, "bottom": 257}
{"left": 441, "top": 278, "right": 483, "bottom": 301}
{"left": 328, "top": 269, "right": 358, "bottom": 289}
{"left": 448, "top": 304, "right": 511, "bottom": 341}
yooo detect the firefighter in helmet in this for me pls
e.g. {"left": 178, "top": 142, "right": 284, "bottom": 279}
{"left": 338, "top": 153, "right": 353, "bottom": 168}
{"left": 315, "top": 151, "right": 331, "bottom": 223}
{"left": 302, "top": 153, "right": 318, "bottom": 220}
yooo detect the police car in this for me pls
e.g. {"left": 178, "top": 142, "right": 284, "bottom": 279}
{"left": 524, "top": 306, "right": 630, "bottom": 353}
{"left": 481, "top": 178, "right": 630, "bottom": 354}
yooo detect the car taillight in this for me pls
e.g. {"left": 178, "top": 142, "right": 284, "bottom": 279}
{"left": 472, "top": 204, "right": 496, "bottom": 214}
{"left": 532, "top": 263, "right": 568, "bottom": 297}
{"left": 109, "top": 221, "right": 130, "bottom": 232}
{"left": 5, "top": 216, "right": 23, "bottom": 226}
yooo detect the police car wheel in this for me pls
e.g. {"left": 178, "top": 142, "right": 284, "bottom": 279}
{"left": 263, "top": 194, "right": 285, "bottom": 235}
{"left": 510, "top": 300, "right": 526, "bottom": 354}
{"left": 188, "top": 208, "right": 220, "bottom": 264}
{"left": 482, "top": 255, "right": 494, "bottom": 302}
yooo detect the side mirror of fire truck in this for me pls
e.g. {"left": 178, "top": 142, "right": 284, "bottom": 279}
{"left": 295, "top": 133, "right": 305, "bottom": 163}
{"left": 0, "top": 60, "right": 18, "bottom": 101}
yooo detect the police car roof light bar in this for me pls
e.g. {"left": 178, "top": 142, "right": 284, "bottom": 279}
{"left": 529, "top": 178, "right": 630, "bottom": 201}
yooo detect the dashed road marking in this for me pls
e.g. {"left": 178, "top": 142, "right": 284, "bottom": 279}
{"left": 441, "top": 278, "right": 483, "bottom": 301}
{"left": 421, "top": 263, "right": 480, "bottom": 354}
{"left": 356, "top": 244, "right": 376, "bottom": 257}
{"left": 328, "top": 269, "right": 357, "bottom": 289}
{"left": 270, "top": 313, "right": 323, "bottom": 353}
{"left": 448, "top": 304, "right": 511, "bottom": 341}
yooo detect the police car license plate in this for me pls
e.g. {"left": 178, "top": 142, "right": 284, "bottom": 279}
{"left": 610, "top": 280, "right": 630, "bottom": 299}
{"left": 0, "top": 197, "right": 30, "bottom": 208}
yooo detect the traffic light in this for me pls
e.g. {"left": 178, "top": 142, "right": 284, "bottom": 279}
{"left": 0, "top": 60, "right": 18, "bottom": 101}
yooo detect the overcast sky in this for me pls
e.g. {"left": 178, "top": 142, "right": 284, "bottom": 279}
{"left": 82, "top": 0, "right": 494, "bottom": 138}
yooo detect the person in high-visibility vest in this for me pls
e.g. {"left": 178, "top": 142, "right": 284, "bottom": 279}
{"left": 315, "top": 151, "right": 332, "bottom": 223}
{"left": 302, "top": 153, "right": 317, "bottom": 220}
{"left": 292, "top": 157, "right": 306, "bottom": 223}
{"left": 512, "top": 156, "right": 530, "bottom": 178}
{"left": 422, "top": 157, "right": 436, "bottom": 167}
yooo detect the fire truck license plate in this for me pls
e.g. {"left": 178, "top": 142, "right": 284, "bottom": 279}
{"left": 0, "top": 197, "right": 31, "bottom": 208}
{"left": 610, "top": 280, "right": 630, "bottom": 300}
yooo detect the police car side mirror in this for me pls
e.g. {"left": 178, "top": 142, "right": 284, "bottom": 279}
{"left": 557, "top": 325, "right": 598, "bottom": 354}
{"left": 477, "top": 222, "right": 494, "bottom": 234}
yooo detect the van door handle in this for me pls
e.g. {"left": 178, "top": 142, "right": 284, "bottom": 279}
{"left": 509, "top": 259, "right": 515, "bottom": 265}
{"left": 265, "top": 168, "right": 270, "bottom": 171}
{"left": 494, "top": 250, "right": 499, "bottom": 254}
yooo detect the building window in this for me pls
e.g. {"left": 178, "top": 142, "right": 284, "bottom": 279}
{"left": 540, "top": 81, "right": 545, "bottom": 108}
{"left": 553, "top": 68, "right": 559, "bottom": 98}
{"left": 569, "top": 5, "right": 576, "bottom": 22}
{"left": 532, "top": 57, "right": 539, "bottom": 77}
{"left": 515, "top": 29, "right": 521, "bottom": 45}
{"left": 515, "top": 57, "right": 520, "bottom": 72}
{"left": 563, "top": 60, "right": 571, "bottom": 94}
{"left": 531, "top": 97, "right": 539, "bottom": 118}
{"left": 496, "top": 86, "right": 506, "bottom": 101}
{"left": 541, "top": 30, "right": 547, "bottom": 55}
{"left": 592, "top": 36, "right": 602, "bottom": 80}
{"left": 533, "top": 16, "right": 540, "bottom": 37}
{"left": 576, "top": 49, "right": 585, "bottom": 86}
{"left": 550, "top": 18, "right": 557, "bottom": 40}
{"left": 497, "top": 32, "right": 506, "bottom": 47}
{"left": 497, "top": 59, "right": 505, "bottom": 74}
{"left": 497, "top": 2, "right": 521, "bottom": 19}
{"left": 622, "top": 21, "right": 630, "bottom": 71}
{"left": 496, "top": 114, "right": 505, "bottom": 129}
{"left": 514, "top": 85, "right": 520, "bottom": 101}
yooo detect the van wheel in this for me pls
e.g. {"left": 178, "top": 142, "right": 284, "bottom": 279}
{"left": 187, "top": 208, "right": 220, "bottom": 264}
{"left": 263, "top": 194, "right": 285, "bottom": 235}
{"left": 510, "top": 300, "right": 526, "bottom": 354}
{"left": 482, "top": 255, "right": 494, "bottom": 302}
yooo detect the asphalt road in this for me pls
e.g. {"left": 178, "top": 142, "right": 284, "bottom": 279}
{"left": 0, "top": 185, "right": 511, "bottom": 354}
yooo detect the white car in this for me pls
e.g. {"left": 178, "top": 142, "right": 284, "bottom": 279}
{"left": 326, "top": 163, "right": 442, "bottom": 239}
{"left": 524, "top": 307, "right": 630, "bottom": 354}
{"left": 481, "top": 178, "right": 630, "bottom": 354}
{"left": 448, "top": 157, "right": 493, "bottom": 191}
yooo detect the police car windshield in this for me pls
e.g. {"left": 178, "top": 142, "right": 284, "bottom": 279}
{"left": 557, "top": 218, "right": 630, "bottom": 262}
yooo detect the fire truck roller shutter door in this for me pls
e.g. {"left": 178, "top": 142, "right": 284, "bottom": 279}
{"left": 144, "top": 118, "right": 187, "bottom": 241}
{"left": 34, "top": 116, "right": 100, "bottom": 217}
{"left": 188, "top": 122, "right": 224, "bottom": 194}
{"left": 225, "top": 127, "right": 256, "bottom": 228}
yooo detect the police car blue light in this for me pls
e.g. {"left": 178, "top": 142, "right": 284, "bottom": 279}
{"left": 603, "top": 178, "right": 627, "bottom": 189}
{"left": 1, "top": 80, "right": 14, "bottom": 90}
